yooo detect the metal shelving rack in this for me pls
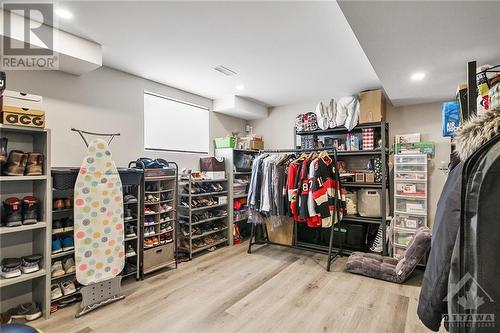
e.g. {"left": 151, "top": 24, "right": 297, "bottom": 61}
{"left": 178, "top": 176, "right": 229, "bottom": 259}
{"left": 215, "top": 148, "right": 259, "bottom": 243}
{"left": 294, "top": 121, "right": 390, "bottom": 255}
{"left": 0, "top": 124, "right": 51, "bottom": 319}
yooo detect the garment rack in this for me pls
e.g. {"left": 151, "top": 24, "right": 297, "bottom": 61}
{"left": 247, "top": 147, "right": 344, "bottom": 272}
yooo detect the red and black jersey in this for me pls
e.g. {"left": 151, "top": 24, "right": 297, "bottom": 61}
{"left": 287, "top": 161, "right": 302, "bottom": 222}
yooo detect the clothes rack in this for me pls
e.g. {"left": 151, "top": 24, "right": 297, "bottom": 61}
{"left": 247, "top": 147, "right": 344, "bottom": 272}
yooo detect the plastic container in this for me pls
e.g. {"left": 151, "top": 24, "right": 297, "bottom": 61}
{"left": 395, "top": 172, "right": 427, "bottom": 181}
{"left": 395, "top": 182, "right": 426, "bottom": 197}
{"left": 395, "top": 197, "right": 427, "bottom": 215}
{"left": 395, "top": 164, "right": 427, "bottom": 172}
{"left": 393, "top": 245, "right": 406, "bottom": 260}
{"left": 394, "top": 213, "right": 426, "bottom": 230}
{"left": 214, "top": 136, "right": 236, "bottom": 148}
{"left": 52, "top": 168, "right": 79, "bottom": 190}
{"left": 394, "top": 231, "right": 415, "bottom": 247}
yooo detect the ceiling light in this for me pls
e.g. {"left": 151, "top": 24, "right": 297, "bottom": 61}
{"left": 236, "top": 84, "right": 245, "bottom": 91}
{"left": 213, "top": 65, "right": 237, "bottom": 76}
{"left": 411, "top": 72, "right": 426, "bottom": 81}
{"left": 55, "top": 8, "right": 73, "bottom": 20}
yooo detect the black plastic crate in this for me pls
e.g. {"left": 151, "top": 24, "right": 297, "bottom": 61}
{"left": 52, "top": 168, "right": 79, "bottom": 190}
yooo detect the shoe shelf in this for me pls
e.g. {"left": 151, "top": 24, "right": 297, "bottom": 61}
{"left": 0, "top": 125, "right": 51, "bottom": 319}
{"left": 140, "top": 170, "right": 178, "bottom": 277}
{"left": 51, "top": 271, "right": 75, "bottom": 281}
{"left": 177, "top": 176, "right": 229, "bottom": 259}
{"left": 0, "top": 222, "right": 47, "bottom": 235}
{"left": 233, "top": 193, "right": 248, "bottom": 199}
{"left": 50, "top": 250, "right": 74, "bottom": 259}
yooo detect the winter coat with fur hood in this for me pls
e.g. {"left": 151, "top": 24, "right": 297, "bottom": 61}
{"left": 417, "top": 107, "right": 500, "bottom": 331}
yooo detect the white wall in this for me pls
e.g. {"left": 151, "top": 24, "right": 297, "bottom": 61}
{"left": 5, "top": 67, "right": 246, "bottom": 169}
{"left": 249, "top": 101, "right": 451, "bottom": 227}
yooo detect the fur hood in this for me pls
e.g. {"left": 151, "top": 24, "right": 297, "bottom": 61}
{"left": 454, "top": 108, "right": 500, "bottom": 160}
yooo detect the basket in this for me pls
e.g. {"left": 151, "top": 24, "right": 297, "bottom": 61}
{"left": 214, "top": 136, "right": 236, "bottom": 148}
{"left": 52, "top": 168, "right": 79, "bottom": 190}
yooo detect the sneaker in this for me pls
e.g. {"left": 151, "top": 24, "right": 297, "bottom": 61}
{"left": 64, "top": 198, "right": 72, "bottom": 209}
{"left": 52, "top": 220, "right": 64, "bottom": 234}
{"left": 1, "top": 312, "right": 12, "bottom": 324}
{"left": 125, "top": 245, "right": 136, "bottom": 258}
{"left": 3, "top": 197, "right": 22, "bottom": 227}
{"left": 51, "top": 261, "right": 65, "bottom": 278}
{"left": 123, "top": 194, "right": 138, "bottom": 204}
{"left": 125, "top": 224, "right": 136, "bottom": 238}
{"left": 51, "top": 283, "right": 63, "bottom": 300}
{"left": 1, "top": 258, "right": 21, "bottom": 279}
{"left": 62, "top": 257, "right": 75, "bottom": 274}
{"left": 165, "top": 231, "right": 173, "bottom": 243}
{"left": 52, "top": 238, "right": 63, "bottom": 253}
{"left": 159, "top": 234, "right": 166, "bottom": 244}
{"left": 144, "top": 216, "right": 155, "bottom": 226}
{"left": 151, "top": 237, "right": 160, "bottom": 246}
{"left": 124, "top": 208, "right": 134, "bottom": 221}
{"left": 63, "top": 218, "right": 74, "bottom": 232}
{"left": 159, "top": 223, "right": 167, "bottom": 233}
{"left": 160, "top": 204, "right": 172, "bottom": 213}
{"left": 144, "top": 238, "right": 154, "bottom": 248}
{"left": 62, "top": 236, "right": 74, "bottom": 251}
{"left": 21, "top": 196, "right": 38, "bottom": 225}
{"left": 20, "top": 255, "right": 41, "bottom": 274}
{"left": 8, "top": 302, "right": 42, "bottom": 321}
{"left": 145, "top": 207, "right": 156, "bottom": 215}
{"left": 53, "top": 198, "right": 64, "bottom": 210}
{"left": 60, "top": 280, "right": 77, "bottom": 296}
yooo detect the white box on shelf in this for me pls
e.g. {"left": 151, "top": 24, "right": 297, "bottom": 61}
{"left": 2, "top": 90, "right": 43, "bottom": 109}
{"left": 203, "top": 171, "right": 225, "bottom": 180}
{"left": 218, "top": 196, "right": 228, "bottom": 204}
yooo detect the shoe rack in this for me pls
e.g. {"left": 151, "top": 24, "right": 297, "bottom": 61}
{"left": 178, "top": 176, "right": 229, "bottom": 260}
{"left": 140, "top": 172, "right": 178, "bottom": 277}
{"left": 0, "top": 124, "right": 51, "bottom": 320}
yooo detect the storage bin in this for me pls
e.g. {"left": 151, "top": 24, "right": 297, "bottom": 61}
{"left": 357, "top": 189, "right": 389, "bottom": 218}
{"left": 395, "top": 155, "right": 427, "bottom": 165}
{"left": 394, "top": 230, "right": 415, "bottom": 247}
{"left": 345, "top": 223, "right": 367, "bottom": 250}
{"left": 395, "top": 164, "right": 426, "bottom": 172}
{"left": 395, "top": 172, "right": 426, "bottom": 181}
{"left": 395, "top": 197, "right": 426, "bottom": 215}
{"left": 393, "top": 245, "right": 406, "bottom": 260}
{"left": 395, "top": 182, "right": 426, "bottom": 197}
{"left": 395, "top": 213, "right": 426, "bottom": 230}
{"left": 143, "top": 243, "right": 174, "bottom": 271}
{"left": 52, "top": 168, "right": 79, "bottom": 190}
{"left": 214, "top": 136, "right": 236, "bottom": 148}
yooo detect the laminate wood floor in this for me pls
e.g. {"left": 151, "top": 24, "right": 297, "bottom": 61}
{"left": 32, "top": 243, "right": 443, "bottom": 333}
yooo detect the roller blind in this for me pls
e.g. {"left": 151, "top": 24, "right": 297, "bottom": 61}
{"left": 144, "top": 91, "right": 209, "bottom": 154}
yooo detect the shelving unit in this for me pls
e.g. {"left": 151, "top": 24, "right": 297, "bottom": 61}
{"left": 141, "top": 172, "right": 177, "bottom": 277}
{"left": 178, "top": 176, "right": 229, "bottom": 259}
{"left": 215, "top": 148, "right": 259, "bottom": 243}
{"left": 293, "top": 121, "right": 390, "bottom": 255}
{"left": 393, "top": 154, "right": 428, "bottom": 259}
{"left": 0, "top": 124, "right": 51, "bottom": 319}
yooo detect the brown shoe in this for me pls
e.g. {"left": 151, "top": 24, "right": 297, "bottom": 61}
{"left": 5, "top": 150, "right": 27, "bottom": 176}
{"left": 53, "top": 199, "right": 64, "bottom": 210}
{"left": 64, "top": 198, "right": 72, "bottom": 209}
{"left": 25, "top": 152, "right": 44, "bottom": 176}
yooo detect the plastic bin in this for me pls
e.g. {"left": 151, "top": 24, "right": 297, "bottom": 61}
{"left": 394, "top": 213, "right": 426, "bottom": 230}
{"left": 214, "top": 136, "right": 236, "bottom": 148}
{"left": 393, "top": 245, "right": 406, "bottom": 260}
{"left": 395, "top": 172, "right": 426, "bottom": 181}
{"left": 52, "top": 168, "right": 79, "bottom": 190}
{"left": 395, "top": 197, "right": 426, "bottom": 214}
{"left": 394, "top": 230, "right": 415, "bottom": 247}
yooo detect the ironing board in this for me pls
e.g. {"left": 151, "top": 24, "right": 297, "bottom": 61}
{"left": 73, "top": 137, "right": 125, "bottom": 316}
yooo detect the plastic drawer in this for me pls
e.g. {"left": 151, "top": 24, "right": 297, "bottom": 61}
{"left": 395, "top": 172, "right": 427, "bottom": 181}
{"left": 395, "top": 164, "right": 427, "bottom": 172}
{"left": 393, "top": 245, "right": 406, "bottom": 260}
{"left": 394, "top": 230, "right": 415, "bottom": 247}
{"left": 395, "top": 182, "right": 426, "bottom": 197}
{"left": 395, "top": 155, "right": 427, "bottom": 164}
{"left": 395, "top": 213, "right": 426, "bottom": 230}
{"left": 395, "top": 197, "right": 427, "bottom": 215}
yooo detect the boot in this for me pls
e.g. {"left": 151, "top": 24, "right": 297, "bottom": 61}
{"left": 5, "top": 150, "right": 27, "bottom": 176}
{"left": 25, "top": 152, "right": 43, "bottom": 176}
{"left": 3, "top": 197, "right": 22, "bottom": 227}
{"left": 0, "top": 137, "right": 7, "bottom": 165}
{"left": 22, "top": 196, "right": 38, "bottom": 225}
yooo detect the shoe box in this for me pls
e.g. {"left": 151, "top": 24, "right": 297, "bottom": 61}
{"left": 1, "top": 90, "right": 45, "bottom": 128}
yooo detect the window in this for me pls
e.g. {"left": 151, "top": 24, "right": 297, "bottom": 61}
{"left": 144, "top": 91, "right": 209, "bottom": 154}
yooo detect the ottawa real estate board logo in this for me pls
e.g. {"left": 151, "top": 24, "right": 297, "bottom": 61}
{"left": 444, "top": 272, "right": 495, "bottom": 328}
{"left": 1, "top": 3, "right": 58, "bottom": 70}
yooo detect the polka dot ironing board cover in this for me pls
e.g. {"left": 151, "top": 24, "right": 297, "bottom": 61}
{"left": 74, "top": 138, "right": 125, "bottom": 285}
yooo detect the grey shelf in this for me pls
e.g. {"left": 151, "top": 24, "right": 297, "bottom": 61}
{"left": 233, "top": 193, "right": 248, "bottom": 199}
{"left": 178, "top": 215, "right": 228, "bottom": 226}
{"left": 295, "top": 121, "right": 386, "bottom": 135}
{"left": 190, "top": 227, "right": 229, "bottom": 240}
{"left": 0, "top": 175, "right": 48, "bottom": 181}
{"left": 342, "top": 182, "right": 383, "bottom": 188}
{"left": 179, "top": 178, "right": 228, "bottom": 184}
{"left": 0, "top": 269, "right": 47, "bottom": 288}
{"left": 180, "top": 190, "right": 228, "bottom": 197}
{"left": 51, "top": 250, "right": 75, "bottom": 259}
{"left": 341, "top": 215, "right": 384, "bottom": 225}
{"left": 0, "top": 222, "right": 47, "bottom": 235}
{"left": 51, "top": 271, "right": 75, "bottom": 281}
{"left": 191, "top": 238, "right": 228, "bottom": 254}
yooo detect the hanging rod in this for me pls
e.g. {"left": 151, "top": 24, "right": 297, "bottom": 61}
{"left": 259, "top": 147, "right": 338, "bottom": 154}
{"left": 71, "top": 128, "right": 120, "bottom": 147}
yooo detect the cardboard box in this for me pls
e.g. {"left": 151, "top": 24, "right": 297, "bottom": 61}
{"left": 365, "top": 173, "right": 375, "bottom": 183}
{"left": 355, "top": 173, "right": 365, "bottom": 183}
{"left": 359, "top": 89, "right": 385, "bottom": 123}
{"left": 2, "top": 90, "right": 42, "bottom": 110}
{"left": 203, "top": 171, "right": 225, "bottom": 180}
{"left": 250, "top": 139, "right": 264, "bottom": 150}
{"left": 1, "top": 105, "right": 45, "bottom": 128}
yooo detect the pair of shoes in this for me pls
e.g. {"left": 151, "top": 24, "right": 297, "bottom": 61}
{"left": 3, "top": 151, "right": 43, "bottom": 176}
{"left": 159, "top": 222, "right": 172, "bottom": 233}
{"left": 7, "top": 302, "right": 42, "bottom": 321}
{"left": 123, "top": 194, "right": 138, "bottom": 204}
{"left": 51, "top": 280, "right": 77, "bottom": 300}
{"left": 124, "top": 208, "right": 135, "bottom": 221}
{"left": 159, "top": 204, "right": 172, "bottom": 213}
{"left": 160, "top": 192, "right": 173, "bottom": 201}
{"left": 1, "top": 255, "right": 42, "bottom": 278}
{"left": 51, "top": 257, "right": 75, "bottom": 277}
{"left": 159, "top": 215, "right": 172, "bottom": 223}
{"left": 52, "top": 236, "right": 74, "bottom": 253}
{"left": 144, "top": 207, "right": 156, "bottom": 215}
{"left": 144, "top": 216, "right": 155, "bottom": 225}
{"left": 125, "top": 224, "right": 136, "bottom": 238}
{"left": 144, "top": 226, "right": 155, "bottom": 236}
{"left": 145, "top": 183, "right": 157, "bottom": 192}
{"left": 53, "top": 198, "right": 72, "bottom": 210}
{"left": 144, "top": 194, "right": 159, "bottom": 203}
{"left": 125, "top": 245, "right": 136, "bottom": 258}
{"left": 52, "top": 218, "right": 73, "bottom": 234}
{"left": 3, "top": 196, "right": 39, "bottom": 227}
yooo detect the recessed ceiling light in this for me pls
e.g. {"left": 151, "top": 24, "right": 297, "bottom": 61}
{"left": 55, "top": 8, "right": 73, "bottom": 20}
{"left": 411, "top": 72, "right": 426, "bottom": 81}
{"left": 236, "top": 84, "right": 245, "bottom": 91}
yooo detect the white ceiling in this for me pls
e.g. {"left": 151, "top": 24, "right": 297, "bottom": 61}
{"left": 338, "top": 0, "right": 500, "bottom": 106}
{"left": 56, "top": 1, "right": 381, "bottom": 107}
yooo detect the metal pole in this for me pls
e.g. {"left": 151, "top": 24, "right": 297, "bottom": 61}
{"left": 467, "top": 61, "right": 477, "bottom": 120}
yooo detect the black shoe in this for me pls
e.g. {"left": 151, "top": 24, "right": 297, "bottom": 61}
{"left": 63, "top": 218, "right": 74, "bottom": 232}
{"left": 52, "top": 220, "right": 64, "bottom": 234}
{"left": 22, "top": 196, "right": 38, "bottom": 225}
{"left": 3, "top": 197, "right": 22, "bottom": 227}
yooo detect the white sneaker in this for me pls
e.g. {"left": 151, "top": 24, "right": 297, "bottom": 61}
{"left": 63, "top": 258, "right": 75, "bottom": 274}
{"left": 1, "top": 267, "right": 21, "bottom": 279}
{"left": 51, "top": 261, "right": 65, "bottom": 278}
{"left": 51, "top": 283, "right": 63, "bottom": 300}
{"left": 125, "top": 245, "right": 136, "bottom": 258}
{"left": 60, "top": 280, "right": 76, "bottom": 296}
